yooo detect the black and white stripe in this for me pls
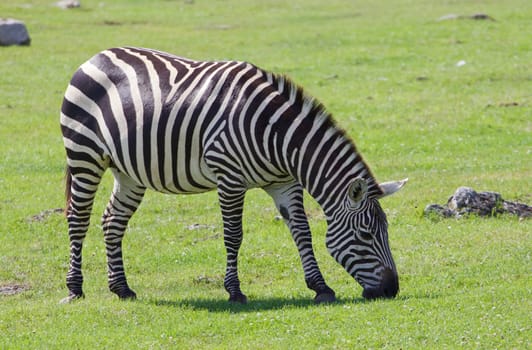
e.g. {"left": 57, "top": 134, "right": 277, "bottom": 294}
{"left": 60, "top": 47, "right": 406, "bottom": 303}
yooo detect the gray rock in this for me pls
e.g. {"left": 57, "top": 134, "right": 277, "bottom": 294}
{"left": 425, "top": 187, "right": 531, "bottom": 218}
{"left": 503, "top": 200, "right": 532, "bottom": 218}
{"left": 448, "top": 187, "right": 503, "bottom": 216}
{"left": 0, "top": 18, "right": 31, "bottom": 46}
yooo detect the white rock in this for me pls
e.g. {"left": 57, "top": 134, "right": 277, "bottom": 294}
{"left": 55, "top": 0, "right": 81, "bottom": 9}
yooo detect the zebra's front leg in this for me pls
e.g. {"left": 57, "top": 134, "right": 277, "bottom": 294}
{"left": 217, "top": 182, "right": 248, "bottom": 304}
{"left": 102, "top": 170, "right": 146, "bottom": 300}
{"left": 264, "top": 182, "right": 336, "bottom": 304}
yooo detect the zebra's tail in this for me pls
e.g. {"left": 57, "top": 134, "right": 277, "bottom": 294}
{"left": 64, "top": 165, "right": 72, "bottom": 216}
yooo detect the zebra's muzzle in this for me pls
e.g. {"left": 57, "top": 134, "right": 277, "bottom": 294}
{"left": 362, "top": 267, "right": 399, "bottom": 299}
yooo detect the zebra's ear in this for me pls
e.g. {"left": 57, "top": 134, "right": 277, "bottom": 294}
{"left": 377, "top": 178, "right": 408, "bottom": 198}
{"left": 347, "top": 178, "right": 368, "bottom": 207}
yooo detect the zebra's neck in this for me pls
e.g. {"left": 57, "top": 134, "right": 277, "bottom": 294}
{"left": 268, "top": 76, "right": 382, "bottom": 214}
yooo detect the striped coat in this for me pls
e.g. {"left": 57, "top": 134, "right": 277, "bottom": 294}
{"left": 61, "top": 47, "right": 406, "bottom": 303}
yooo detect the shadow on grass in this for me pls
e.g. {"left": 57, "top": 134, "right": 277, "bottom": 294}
{"left": 143, "top": 292, "right": 442, "bottom": 313}
{"left": 145, "top": 296, "right": 365, "bottom": 313}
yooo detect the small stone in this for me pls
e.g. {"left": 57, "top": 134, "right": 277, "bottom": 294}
{"left": 469, "top": 13, "right": 495, "bottom": 21}
{"left": 55, "top": 0, "right": 81, "bottom": 9}
{"left": 438, "top": 14, "right": 460, "bottom": 21}
{"left": 424, "top": 204, "right": 454, "bottom": 218}
{"left": 0, "top": 18, "right": 31, "bottom": 46}
{"left": 437, "top": 13, "right": 495, "bottom": 21}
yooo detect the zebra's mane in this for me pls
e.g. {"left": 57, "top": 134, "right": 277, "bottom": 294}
{"left": 266, "top": 71, "right": 383, "bottom": 197}
{"left": 266, "top": 71, "right": 357, "bottom": 156}
{"left": 267, "top": 72, "right": 338, "bottom": 129}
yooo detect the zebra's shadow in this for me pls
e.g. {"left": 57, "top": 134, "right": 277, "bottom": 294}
{"left": 144, "top": 292, "right": 438, "bottom": 312}
{"left": 145, "top": 296, "right": 361, "bottom": 313}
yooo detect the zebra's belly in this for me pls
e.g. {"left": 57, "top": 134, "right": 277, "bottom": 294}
{"left": 159, "top": 159, "right": 218, "bottom": 194}
{"left": 111, "top": 151, "right": 218, "bottom": 195}
{"left": 114, "top": 156, "right": 290, "bottom": 195}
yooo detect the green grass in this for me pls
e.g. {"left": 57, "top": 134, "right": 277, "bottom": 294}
{"left": 0, "top": 0, "right": 530, "bottom": 348}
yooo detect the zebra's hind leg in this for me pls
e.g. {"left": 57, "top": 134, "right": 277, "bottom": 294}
{"left": 217, "top": 181, "right": 248, "bottom": 304}
{"left": 62, "top": 167, "right": 104, "bottom": 304}
{"left": 264, "top": 182, "right": 336, "bottom": 304}
{"left": 102, "top": 170, "right": 146, "bottom": 300}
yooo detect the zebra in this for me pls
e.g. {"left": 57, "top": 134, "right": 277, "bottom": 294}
{"left": 60, "top": 47, "right": 407, "bottom": 304}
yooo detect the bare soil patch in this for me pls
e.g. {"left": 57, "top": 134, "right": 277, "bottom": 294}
{"left": 0, "top": 283, "right": 30, "bottom": 296}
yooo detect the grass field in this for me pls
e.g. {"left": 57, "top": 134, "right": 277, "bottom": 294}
{"left": 0, "top": 0, "right": 530, "bottom": 348}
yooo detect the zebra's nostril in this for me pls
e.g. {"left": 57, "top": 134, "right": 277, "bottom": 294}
{"left": 381, "top": 268, "right": 399, "bottom": 298}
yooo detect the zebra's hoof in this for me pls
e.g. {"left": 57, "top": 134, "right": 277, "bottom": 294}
{"left": 60, "top": 291, "right": 85, "bottom": 304}
{"left": 228, "top": 293, "right": 248, "bottom": 304}
{"left": 117, "top": 289, "right": 137, "bottom": 300}
{"left": 110, "top": 282, "right": 137, "bottom": 300}
{"left": 314, "top": 292, "right": 336, "bottom": 304}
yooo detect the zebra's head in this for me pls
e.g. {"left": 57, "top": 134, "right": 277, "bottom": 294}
{"left": 326, "top": 178, "right": 407, "bottom": 300}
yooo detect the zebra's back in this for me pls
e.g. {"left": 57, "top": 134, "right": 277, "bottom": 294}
{"left": 61, "top": 47, "right": 289, "bottom": 194}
